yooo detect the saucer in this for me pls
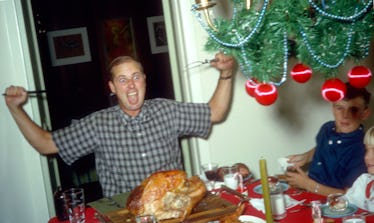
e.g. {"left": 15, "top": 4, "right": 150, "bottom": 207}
{"left": 253, "top": 182, "right": 289, "bottom": 194}
{"left": 321, "top": 204, "right": 358, "bottom": 218}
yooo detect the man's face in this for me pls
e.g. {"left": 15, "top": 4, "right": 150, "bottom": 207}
{"left": 332, "top": 97, "right": 369, "bottom": 133}
{"left": 365, "top": 145, "right": 374, "bottom": 175}
{"left": 108, "top": 61, "right": 146, "bottom": 117}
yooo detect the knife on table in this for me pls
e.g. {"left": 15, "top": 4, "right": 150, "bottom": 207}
{"left": 221, "top": 185, "right": 251, "bottom": 202}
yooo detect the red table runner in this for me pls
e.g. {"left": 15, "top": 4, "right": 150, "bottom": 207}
{"left": 49, "top": 180, "right": 374, "bottom": 223}
{"left": 220, "top": 180, "right": 373, "bottom": 223}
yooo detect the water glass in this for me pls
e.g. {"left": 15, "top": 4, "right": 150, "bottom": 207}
{"left": 63, "top": 188, "right": 85, "bottom": 223}
{"left": 311, "top": 200, "right": 322, "bottom": 223}
{"left": 342, "top": 214, "right": 366, "bottom": 223}
{"left": 222, "top": 165, "right": 243, "bottom": 190}
{"left": 135, "top": 214, "right": 157, "bottom": 223}
{"left": 270, "top": 185, "right": 286, "bottom": 220}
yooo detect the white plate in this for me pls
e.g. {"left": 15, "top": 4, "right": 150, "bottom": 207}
{"left": 238, "top": 215, "right": 266, "bottom": 223}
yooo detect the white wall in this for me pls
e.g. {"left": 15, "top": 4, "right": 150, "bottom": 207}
{"left": 165, "top": 0, "right": 374, "bottom": 179}
{"left": 0, "top": 0, "right": 51, "bottom": 222}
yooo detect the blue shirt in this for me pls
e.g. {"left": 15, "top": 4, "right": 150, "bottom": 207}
{"left": 308, "top": 121, "right": 366, "bottom": 189}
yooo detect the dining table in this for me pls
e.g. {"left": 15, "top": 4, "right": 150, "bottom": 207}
{"left": 49, "top": 179, "right": 374, "bottom": 223}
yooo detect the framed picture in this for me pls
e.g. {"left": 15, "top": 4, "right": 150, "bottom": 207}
{"left": 102, "top": 18, "right": 137, "bottom": 65}
{"left": 47, "top": 27, "right": 91, "bottom": 66}
{"left": 147, "top": 16, "right": 168, "bottom": 54}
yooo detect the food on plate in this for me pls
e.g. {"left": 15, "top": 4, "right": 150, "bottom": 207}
{"left": 126, "top": 170, "right": 207, "bottom": 221}
{"left": 327, "top": 193, "right": 348, "bottom": 211}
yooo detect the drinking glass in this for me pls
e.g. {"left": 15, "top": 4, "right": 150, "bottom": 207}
{"left": 342, "top": 214, "right": 366, "bottom": 223}
{"left": 222, "top": 165, "right": 243, "bottom": 190}
{"left": 201, "top": 163, "right": 219, "bottom": 190}
{"left": 311, "top": 200, "right": 322, "bottom": 223}
{"left": 63, "top": 188, "right": 85, "bottom": 223}
{"left": 135, "top": 214, "right": 158, "bottom": 223}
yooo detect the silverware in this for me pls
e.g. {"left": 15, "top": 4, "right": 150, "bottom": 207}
{"left": 184, "top": 58, "right": 217, "bottom": 70}
{"left": 94, "top": 212, "right": 112, "bottom": 223}
{"left": 107, "top": 197, "right": 123, "bottom": 208}
{"left": 221, "top": 185, "right": 251, "bottom": 202}
{"left": 289, "top": 206, "right": 310, "bottom": 213}
{"left": 2, "top": 90, "right": 46, "bottom": 96}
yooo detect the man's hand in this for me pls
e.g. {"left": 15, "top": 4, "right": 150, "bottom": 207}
{"left": 210, "top": 52, "right": 235, "bottom": 75}
{"left": 4, "top": 86, "right": 29, "bottom": 110}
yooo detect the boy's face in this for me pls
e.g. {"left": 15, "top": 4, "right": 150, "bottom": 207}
{"left": 332, "top": 97, "right": 370, "bottom": 133}
{"left": 365, "top": 145, "right": 374, "bottom": 175}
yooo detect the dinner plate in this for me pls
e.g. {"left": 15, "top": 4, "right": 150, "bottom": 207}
{"left": 253, "top": 182, "right": 289, "bottom": 194}
{"left": 238, "top": 215, "right": 266, "bottom": 223}
{"left": 321, "top": 204, "right": 358, "bottom": 218}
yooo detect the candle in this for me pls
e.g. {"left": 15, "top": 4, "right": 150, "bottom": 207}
{"left": 259, "top": 158, "right": 273, "bottom": 223}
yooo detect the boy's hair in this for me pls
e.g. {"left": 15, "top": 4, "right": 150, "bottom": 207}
{"left": 364, "top": 126, "right": 374, "bottom": 145}
{"left": 344, "top": 82, "right": 371, "bottom": 108}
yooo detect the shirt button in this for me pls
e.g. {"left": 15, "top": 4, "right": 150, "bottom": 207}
{"left": 337, "top": 140, "right": 342, "bottom": 144}
{"left": 328, "top": 140, "right": 333, "bottom": 145}
{"left": 317, "top": 162, "right": 322, "bottom": 166}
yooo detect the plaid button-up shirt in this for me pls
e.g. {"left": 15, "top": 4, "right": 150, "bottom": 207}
{"left": 53, "top": 98, "right": 211, "bottom": 197}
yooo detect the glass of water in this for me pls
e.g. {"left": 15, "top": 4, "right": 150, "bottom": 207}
{"left": 342, "top": 214, "right": 366, "bottom": 223}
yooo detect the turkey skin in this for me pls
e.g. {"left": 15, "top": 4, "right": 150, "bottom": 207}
{"left": 126, "top": 170, "right": 207, "bottom": 221}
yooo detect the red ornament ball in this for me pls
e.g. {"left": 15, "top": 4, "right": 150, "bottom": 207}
{"left": 348, "top": 66, "right": 372, "bottom": 88}
{"left": 321, "top": 79, "right": 346, "bottom": 102}
{"left": 245, "top": 79, "right": 258, "bottom": 97}
{"left": 254, "top": 83, "right": 278, "bottom": 106}
{"left": 290, "top": 63, "right": 312, "bottom": 83}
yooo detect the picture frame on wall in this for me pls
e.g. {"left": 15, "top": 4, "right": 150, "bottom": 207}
{"left": 147, "top": 16, "right": 168, "bottom": 54}
{"left": 47, "top": 27, "right": 91, "bottom": 66}
{"left": 101, "top": 18, "right": 137, "bottom": 66}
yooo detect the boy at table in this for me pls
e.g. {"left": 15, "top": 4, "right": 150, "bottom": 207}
{"left": 286, "top": 82, "right": 371, "bottom": 196}
{"left": 345, "top": 126, "right": 374, "bottom": 211}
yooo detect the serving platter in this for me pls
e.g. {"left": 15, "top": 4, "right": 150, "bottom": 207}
{"left": 104, "top": 193, "right": 238, "bottom": 223}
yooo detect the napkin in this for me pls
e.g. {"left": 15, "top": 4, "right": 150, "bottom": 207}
{"left": 277, "top": 157, "right": 294, "bottom": 173}
{"left": 249, "top": 195, "right": 305, "bottom": 213}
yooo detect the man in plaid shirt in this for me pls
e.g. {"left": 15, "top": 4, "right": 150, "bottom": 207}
{"left": 4, "top": 52, "right": 236, "bottom": 197}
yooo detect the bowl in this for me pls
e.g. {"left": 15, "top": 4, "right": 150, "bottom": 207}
{"left": 327, "top": 193, "right": 348, "bottom": 212}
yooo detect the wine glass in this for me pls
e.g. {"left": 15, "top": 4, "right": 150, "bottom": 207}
{"left": 201, "top": 163, "right": 219, "bottom": 191}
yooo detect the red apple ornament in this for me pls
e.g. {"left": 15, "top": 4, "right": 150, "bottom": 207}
{"left": 245, "top": 79, "right": 258, "bottom": 97}
{"left": 348, "top": 66, "right": 372, "bottom": 88}
{"left": 321, "top": 79, "right": 346, "bottom": 102}
{"left": 254, "top": 83, "right": 278, "bottom": 106}
{"left": 290, "top": 63, "right": 312, "bottom": 83}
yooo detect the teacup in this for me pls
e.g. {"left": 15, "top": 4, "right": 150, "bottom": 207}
{"left": 222, "top": 165, "right": 243, "bottom": 190}
{"left": 327, "top": 193, "right": 348, "bottom": 212}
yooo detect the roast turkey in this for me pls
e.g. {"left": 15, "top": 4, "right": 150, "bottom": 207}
{"left": 126, "top": 170, "right": 207, "bottom": 221}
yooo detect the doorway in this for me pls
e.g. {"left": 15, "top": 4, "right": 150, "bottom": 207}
{"left": 29, "top": 0, "right": 174, "bottom": 202}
